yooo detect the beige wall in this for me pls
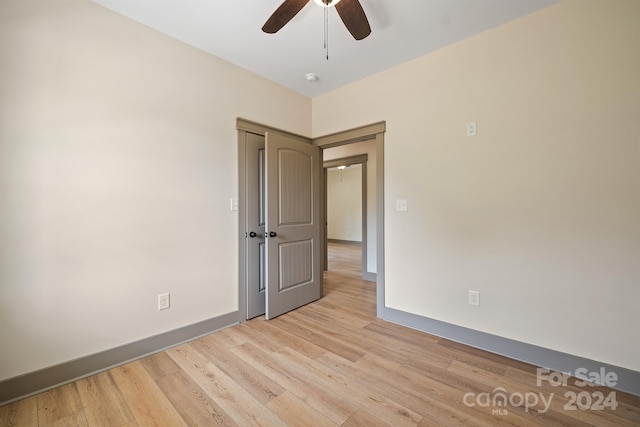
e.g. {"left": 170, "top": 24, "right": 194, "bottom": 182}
{"left": 313, "top": 0, "right": 640, "bottom": 371}
{"left": 0, "top": 0, "right": 310, "bottom": 380}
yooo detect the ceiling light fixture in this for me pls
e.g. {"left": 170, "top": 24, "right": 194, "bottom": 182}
{"left": 313, "top": 0, "right": 343, "bottom": 7}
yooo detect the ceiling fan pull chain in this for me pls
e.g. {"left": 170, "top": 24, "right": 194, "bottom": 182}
{"left": 324, "top": 6, "right": 329, "bottom": 60}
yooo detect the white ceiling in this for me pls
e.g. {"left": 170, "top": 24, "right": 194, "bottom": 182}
{"left": 90, "top": 0, "right": 559, "bottom": 98}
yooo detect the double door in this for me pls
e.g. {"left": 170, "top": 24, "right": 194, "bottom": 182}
{"left": 245, "top": 131, "right": 321, "bottom": 320}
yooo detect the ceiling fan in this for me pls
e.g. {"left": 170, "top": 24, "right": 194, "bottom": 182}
{"left": 262, "top": 0, "right": 371, "bottom": 41}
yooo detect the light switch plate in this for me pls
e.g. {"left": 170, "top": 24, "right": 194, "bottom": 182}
{"left": 396, "top": 199, "right": 408, "bottom": 212}
{"left": 468, "top": 290, "right": 480, "bottom": 307}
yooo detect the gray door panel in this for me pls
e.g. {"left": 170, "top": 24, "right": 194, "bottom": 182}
{"left": 265, "top": 131, "right": 321, "bottom": 319}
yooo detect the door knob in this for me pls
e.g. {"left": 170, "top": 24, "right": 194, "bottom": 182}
{"left": 249, "top": 231, "right": 257, "bottom": 238}
{"left": 269, "top": 231, "right": 277, "bottom": 238}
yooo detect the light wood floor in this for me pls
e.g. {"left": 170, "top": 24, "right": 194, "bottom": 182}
{"left": 2, "top": 242, "right": 639, "bottom": 426}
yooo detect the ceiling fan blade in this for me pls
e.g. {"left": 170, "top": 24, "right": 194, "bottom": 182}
{"left": 262, "top": 0, "right": 310, "bottom": 34}
{"left": 335, "top": 0, "right": 371, "bottom": 40}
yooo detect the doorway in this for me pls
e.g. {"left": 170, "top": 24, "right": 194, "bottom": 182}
{"left": 238, "top": 119, "right": 385, "bottom": 321}
{"left": 323, "top": 154, "right": 373, "bottom": 281}
{"left": 323, "top": 147, "right": 377, "bottom": 282}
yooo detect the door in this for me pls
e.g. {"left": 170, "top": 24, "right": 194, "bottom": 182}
{"left": 246, "top": 132, "right": 266, "bottom": 319}
{"left": 265, "top": 131, "right": 322, "bottom": 319}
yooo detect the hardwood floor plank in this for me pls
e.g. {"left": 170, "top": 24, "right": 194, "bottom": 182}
{"left": 362, "top": 320, "right": 439, "bottom": 346}
{"left": 266, "top": 391, "right": 338, "bottom": 427}
{"left": 269, "top": 315, "right": 366, "bottom": 363}
{"left": 42, "top": 411, "right": 89, "bottom": 427}
{"left": 227, "top": 323, "right": 284, "bottom": 353}
{"left": 284, "top": 310, "right": 376, "bottom": 356}
{"left": 270, "top": 347, "right": 423, "bottom": 427}
{"left": 0, "top": 395, "right": 38, "bottom": 427}
{"left": 190, "top": 335, "right": 285, "bottom": 404}
{"left": 36, "top": 383, "right": 83, "bottom": 426}
{"left": 299, "top": 300, "right": 370, "bottom": 329}
{"left": 138, "top": 351, "right": 181, "bottom": 381}
{"left": 292, "top": 308, "right": 453, "bottom": 369}
{"left": 154, "top": 370, "right": 239, "bottom": 427}
{"left": 165, "top": 344, "right": 288, "bottom": 427}
{"left": 76, "top": 371, "right": 135, "bottom": 427}
{"left": 316, "top": 350, "right": 510, "bottom": 427}
{"left": 109, "top": 361, "right": 187, "bottom": 426}
{"left": 234, "top": 318, "right": 327, "bottom": 360}
{"left": 207, "top": 326, "right": 250, "bottom": 349}
{"left": 229, "top": 342, "right": 357, "bottom": 425}
{"left": 341, "top": 409, "right": 393, "bottom": 427}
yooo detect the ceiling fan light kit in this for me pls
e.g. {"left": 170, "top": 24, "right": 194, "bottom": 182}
{"left": 313, "top": 0, "right": 343, "bottom": 6}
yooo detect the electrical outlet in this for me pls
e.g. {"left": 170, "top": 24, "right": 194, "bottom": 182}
{"left": 396, "top": 199, "right": 408, "bottom": 212}
{"left": 158, "top": 293, "right": 170, "bottom": 310}
{"left": 468, "top": 290, "right": 480, "bottom": 307}
{"left": 466, "top": 121, "right": 477, "bottom": 137}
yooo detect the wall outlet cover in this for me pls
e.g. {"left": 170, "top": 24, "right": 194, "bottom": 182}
{"left": 158, "top": 293, "right": 170, "bottom": 310}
